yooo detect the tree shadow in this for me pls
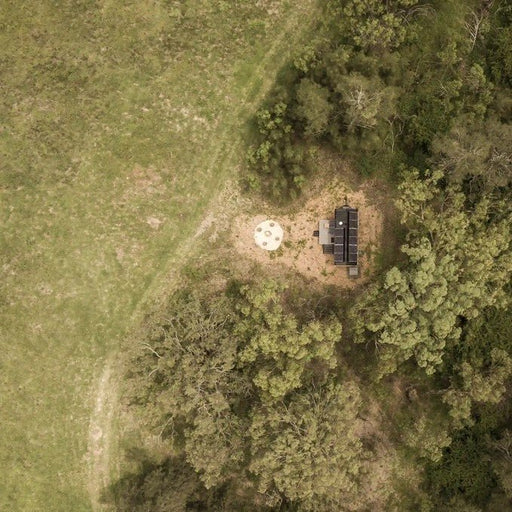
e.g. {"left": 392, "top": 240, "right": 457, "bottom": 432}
{"left": 101, "top": 450, "right": 208, "bottom": 512}
{"left": 101, "top": 447, "right": 296, "bottom": 512}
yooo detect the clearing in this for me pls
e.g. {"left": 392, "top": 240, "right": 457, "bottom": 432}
{"left": 196, "top": 153, "right": 385, "bottom": 288}
{"left": 233, "top": 182, "right": 383, "bottom": 287}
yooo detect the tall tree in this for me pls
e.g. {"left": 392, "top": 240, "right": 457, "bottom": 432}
{"left": 128, "top": 290, "right": 248, "bottom": 488}
{"left": 327, "top": 0, "right": 420, "bottom": 52}
{"left": 443, "top": 349, "right": 512, "bottom": 428}
{"left": 235, "top": 280, "right": 340, "bottom": 402}
{"left": 432, "top": 115, "right": 512, "bottom": 188}
{"left": 294, "top": 78, "right": 333, "bottom": 136}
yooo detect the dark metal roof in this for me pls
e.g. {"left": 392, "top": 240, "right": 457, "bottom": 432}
{"left": 333, "top": 207, "right": 358, "bottom": 265}
{"left": 314, "top": 205, "right": 359, "bottom": 266}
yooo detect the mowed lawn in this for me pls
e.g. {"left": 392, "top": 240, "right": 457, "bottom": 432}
{"left": 0, "top": 2, "right": 318, "bottom": 510}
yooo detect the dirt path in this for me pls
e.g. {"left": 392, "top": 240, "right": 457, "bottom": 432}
{"left": 86, "top": 3, "right": 320, "bottom": 510}
{"left": 87, "top": 357, "right": 118, "bottom": 511}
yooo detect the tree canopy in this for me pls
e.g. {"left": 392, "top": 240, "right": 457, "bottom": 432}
{"left": 352, "top": 168, "right": 512, "bottom": 376}
{"left": 123, "top": 280, "right": 371, "bottom": 510}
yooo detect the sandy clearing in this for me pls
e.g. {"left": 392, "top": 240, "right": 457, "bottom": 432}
{"left": 233, "top": 181, "right": 383, "bottom": 287}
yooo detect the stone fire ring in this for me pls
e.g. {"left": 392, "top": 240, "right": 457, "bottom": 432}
{"left": 254, "top": 220, "right": 283, "bottom": 251}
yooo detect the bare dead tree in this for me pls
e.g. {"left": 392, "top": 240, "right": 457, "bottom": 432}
{"left": 141, "top": 342, "right": 162, "bottom": 358}
{"left": 465, "top": 0, "right": 495, "bottom": 50}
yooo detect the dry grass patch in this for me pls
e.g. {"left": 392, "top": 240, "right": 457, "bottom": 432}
{"left": 0, "top": 1, "right": 321, "bottom": 510}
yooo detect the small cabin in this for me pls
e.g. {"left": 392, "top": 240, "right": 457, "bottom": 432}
{"left": 313, "top": 205, "right": 359, "bottom": 275}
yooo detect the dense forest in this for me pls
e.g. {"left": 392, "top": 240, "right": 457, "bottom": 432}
{"left": 112, "top": 1, "right": 512, "bottom": 510}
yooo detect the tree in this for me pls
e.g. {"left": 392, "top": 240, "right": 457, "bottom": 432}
{"left": 249, "top": 380, "right": 365, "bottom": 511}
{"left": 490, "top": 430, "right": 512, "bottom": 500}
{"left": 129, "top": 290, "right": 248, "bottom": 488}
{"left": 294, "top": 78, "right": 333, "bottom": 136}
{"left": 109, "top": 455, "right": 205, "bottom": 512}
{"left": 458, "top": 349, "right": 512, "bottom": 405}
{"left": 352, "top": 169, "right": 512, "bottom": 376}
{"left": 432, "top": 115, "right": 512, "bottom": 188}
{"left": 404, "top": 414, "right": 452, "bottom": 462}
{"left": 128, "top": 280, "right": 342, "bottom": 490}
{"left": 247, "top": 101, "right": 306, "bottom": 199}
{"left": 442, "top": 389, "right": 474, "bottom": 429}
{"left": 340, "top": 73, "right": 383, "bottom": 130}
{"left": 235, "top": 280, "right": 341, "bottom": 402}
{"left": 426, "top": 427, "right": 498, "bottom": 507}
{"left": 489, "top": 25, "right": 512, "bottom": 85}
{"left": 443, "top": 349, "right": 512, "bottom": 428}
{"left": 465, "top": 1, "right": 493, "bottom": 51}
{"left": 487, "top": 3, "right": 512, "bottom": 86}
{"left": 327, "top": 0, "right": 420, "bottom": 52}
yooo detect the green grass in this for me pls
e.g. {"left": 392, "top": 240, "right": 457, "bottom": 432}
{"left": 0, "top": 1, "right": 319, "bottom": 510}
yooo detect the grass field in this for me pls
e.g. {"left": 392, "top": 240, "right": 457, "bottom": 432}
{"left": 0, "top": 2, "right": 319, "bottom": 510}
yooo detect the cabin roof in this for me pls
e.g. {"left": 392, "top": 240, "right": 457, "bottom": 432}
{"left": 314, "top": 205, "right": 359, "bottom": 266}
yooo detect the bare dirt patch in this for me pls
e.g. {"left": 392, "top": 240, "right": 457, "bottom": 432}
{"left": 232, "top": 180, "right": 383, "bottom": 287}
{"left": 122, "top": 165, "right": 168, "bottom": 199}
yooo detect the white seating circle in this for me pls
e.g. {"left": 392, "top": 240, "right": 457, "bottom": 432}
{"left": 254, "top": 220, "right": 283, "bottom": 251}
